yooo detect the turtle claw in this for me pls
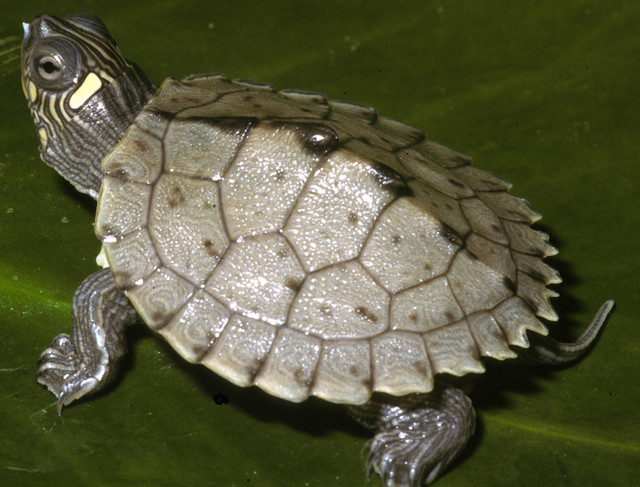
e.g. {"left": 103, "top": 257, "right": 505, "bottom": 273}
{"left": 354, "top": 386, "right": 475, "bottom": 487}
{"left": 366, "top": 422, "right": 461, "bottom": 486}
{"left": 36, "top": 333, "right": 102, "bottom": 414}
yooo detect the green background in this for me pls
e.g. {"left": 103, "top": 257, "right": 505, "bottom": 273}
{"left": 1, "top": 1, "right": 638, "bottom": 486}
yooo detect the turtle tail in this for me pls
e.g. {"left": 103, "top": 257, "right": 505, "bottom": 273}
{"left": 520, "top": 299, "right": 615, "bottom": 365}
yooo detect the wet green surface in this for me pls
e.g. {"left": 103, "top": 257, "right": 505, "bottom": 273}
{"left": 1, "top": 1, "right": 639, "bottom": 486}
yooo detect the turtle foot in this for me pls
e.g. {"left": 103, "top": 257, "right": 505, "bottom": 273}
{"left": 36, "top": 331, "right": 106, "bottom": 414}
{"left": 352, "top": 385, "right": 475, "bottom": 487}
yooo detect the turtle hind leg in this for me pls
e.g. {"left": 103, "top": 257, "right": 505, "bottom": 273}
{"left": 348, "top": 383, "right": 475, "bottom": 487}
{"left": 522, "top": 299, "right": 615, "bottom": 365}
{"left": 36, "top": 268, "right": 138, "bottom": 414}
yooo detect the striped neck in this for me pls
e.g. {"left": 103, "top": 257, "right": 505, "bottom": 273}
{"left": 31, "top": 64, "right": 156, "bottom": 199}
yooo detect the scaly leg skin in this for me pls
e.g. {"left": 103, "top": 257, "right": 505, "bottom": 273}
{"left": 36, "top": 268, "right": 138, "bottom": 414}
{"left": 349, "top": 384, "right": 475, "bottom": 487}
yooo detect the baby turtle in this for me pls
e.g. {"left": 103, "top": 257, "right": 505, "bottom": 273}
{"left": 21, "top": 14, "right": 613, "bottom": 486}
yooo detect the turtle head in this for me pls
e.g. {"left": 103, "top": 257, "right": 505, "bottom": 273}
{"left": 21, "top": 14, "right": 156, "bottom": 199}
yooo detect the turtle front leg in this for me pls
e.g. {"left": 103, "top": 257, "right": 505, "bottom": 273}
{"left": 37, "top": 268, "right": 138, "bottom": 413}
{"left": 348, "top": 383, "right": 475, "bottom": 487}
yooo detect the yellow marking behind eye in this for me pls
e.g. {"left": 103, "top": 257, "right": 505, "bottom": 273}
{"left": 69, "top": 72, "right": 102, "bottom": 110}
{"left": 38, "top": 127, "right": 48, "bottom": 147}
{"left": 28, "top": 81, "right": 37, "bottom": 102}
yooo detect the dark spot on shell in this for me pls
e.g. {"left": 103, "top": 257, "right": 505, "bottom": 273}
{"left": 348, "top": 212, "right": 359, "bottom": 225}
{"left": 439, "top": 223, "right": 463, "bottom": 246}
{"left": 168, "top": 185, "right": 186, "bottom": 208}
{"left": 491, "top": 224, "right": 502, "bottom": 233}
{"left": 452, "top": 154, "right": 472, "bottom": 167}
{"left": 423, "top": 262, "right": 433, "bottom": 271}
{"left": 202, "top": 199, "right": 217, "bottom": 209}
{"left": 349, "top": 365, "right": 361, "bottom": 376}
{"left": 284, "top": 277, "right": 302, "bottom": 292}
{"left": 355, "top": 306, "right": 377, "bottom": 323}
{"left": 319, "top": 305, "right": 332, "bottom": 315}
{"left": 391, "top": 235, "right": 402, "bottom": 245}
{"left": 448, "top": 177, "right": 465, "bottom": 189}
{"left": 503, "top": 276, "right": 517, "bottom": 293}
{"left": 116, "top": 270, "right": 133, "bottom": 288}
{"left": 371, "top": 162, "right": 412, "bottom": 198}
{"left": 408, "top": 312, "right": 418, "bottom": 324}
{"left": 526, "top": 269, "right": 547, "bottom": 283}
{"left": 199, "top": 117, "right": 257, "bottom": 137}
{"left": 202, "top": 239, "right": 219, "bottom": 257}
{"left": 413, "top": 360, "right": 428, "bottom": 377}
{"left": 274, "top": 169, "right": 286, "bottom": 181}
{"left": 277, "top": 248, "right": 288, "bottom": 259}
{"left": 467, "top": 250, "right": 479, "bottom": 260}
{"left": 108, "top": 164, "right": 129, "bottom": 178}
{"left": 444, "top": 311, "right": 455, "bottom": 322}
{"left": 133, "top": 139, "right": 148, "bottom": 153}
{"left": 290, "top": 122, "right": 339, "bottom": 155}
{"left": 152, "top": 310, "right": 165, "bottom": 322}
{"left": 293, "top": 367, "right": 308, "bottom": 386}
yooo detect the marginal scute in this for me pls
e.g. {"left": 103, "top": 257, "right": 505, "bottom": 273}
{"left": 373, "top": 116, "right": 425, "bottom": 147}
{"left": 96, "top": 176, "right": 151, "bottom": 238}
{"left": 312, "top": 340, "right": 371, "bottom": 404}
{"left": 160, "top": 290, "right": 231, "bottom": 362}
{"left": 453, "top": 164, "right": 511, "bottom": 191}
{"left": 371, "top": 331, "right": 434, "bottom": 395}
{"left": 513, "top": 253, "right": 562, "bottom": 285}
{"left": 467, "top": 312, "right": 517, "bottom": 360}
{"left": 408, "top": 181, "right": 471, "bottom": 238}
{"left": 254, "top": 328, "right": 322, "bottom": 402}
{"left": 328, "top": 100, "right": 377, "bottom": 123}
{"left": 423, "top": 322, "right": 485, "bottom": 376}
{"left": 125, "top": 267, "right": 194, "bottom": 330}
{"left": 409, "top": 139, "right": 473, "bottom": 169}
{"left": 102, "top": 124, "right": 163, "bottom": 184}
{"left": 201, "top": 315, "right": 276, "bottom": 387}
{"left": 103, "top": 228, "right": 160, "bottom": 288}
{"left": 460, "top": 197, "right": 510, "bottom": 245}
{"left": 479, "top": 190, "right": 541, "bottom": 223}
{"left": 492, "top": 296, "right": 549, "bottom": 348}
{"left": 464, "top": 233, "right": 516, "bottom": 281}
{"left": 146, "top": 78, "right": 220, "bottom": 114}
{"left": 502, "top": 220, "right": 557, "bottom": 256}
{"left": 517, "top": 273, "right": 560, "bottom": 321}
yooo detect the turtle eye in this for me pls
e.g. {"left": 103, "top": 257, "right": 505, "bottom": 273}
{"left": 35, "top": 54, "right": 64, "bottom": 80}
{"left": 29, "top": 38, "right": 80, "bottom": 91}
